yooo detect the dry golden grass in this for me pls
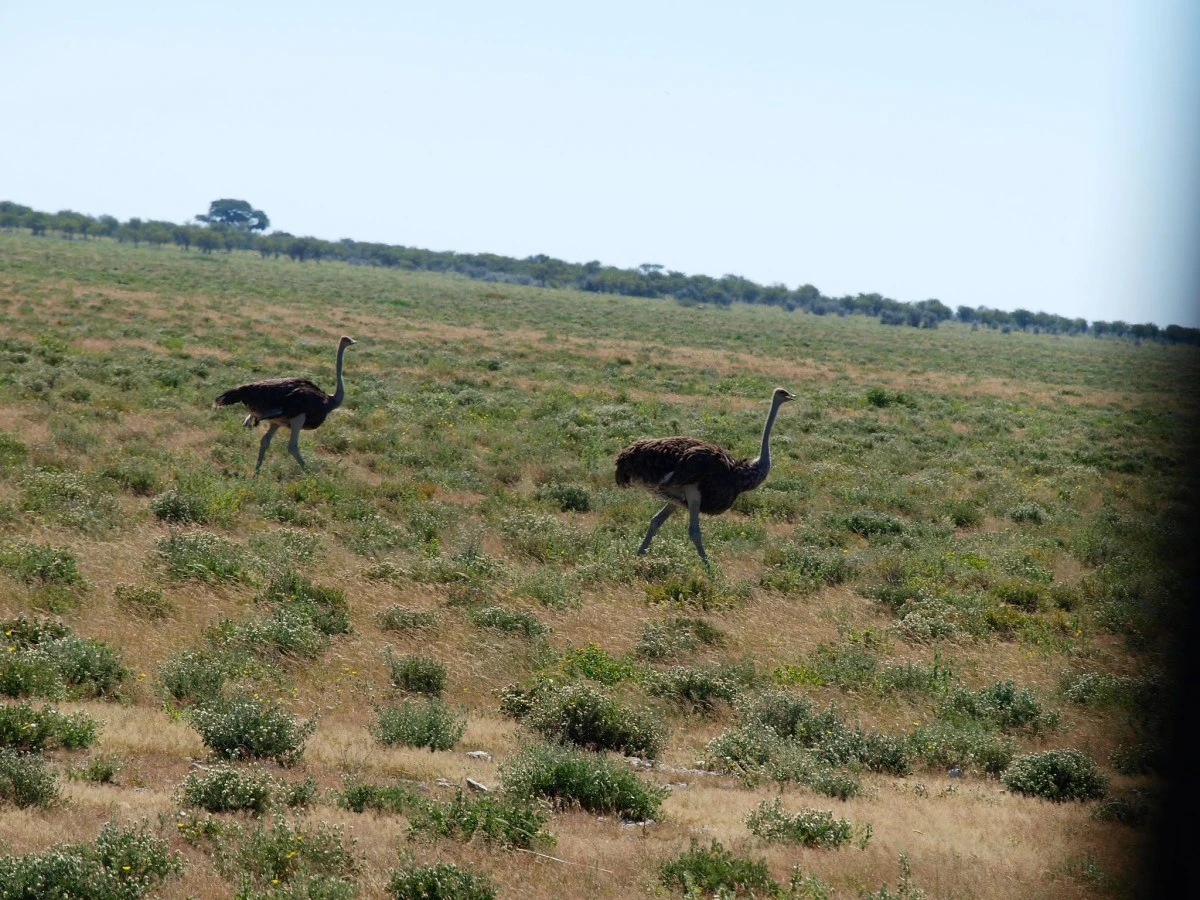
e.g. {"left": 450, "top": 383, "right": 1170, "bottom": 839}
{"left": 2, "top": 234, "right": 1182, "bottom": 899}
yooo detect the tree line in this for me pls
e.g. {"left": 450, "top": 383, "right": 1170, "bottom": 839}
{"left": 2, "top": 199, "right": 1195, "bottom": 344}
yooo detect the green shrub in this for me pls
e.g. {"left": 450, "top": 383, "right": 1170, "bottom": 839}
{"left": 35, "top": 634, "right": 129, "bottom": 699}
{"left": 19, "top": 468, "right": 120, "bottom": 532}
{"left": 214, "top": 814, "right": 357, "bottom": 896}
{"left": 659, "top": 839, "right": 776, "bottom": 897}
{"left": 835, "top": 509, "right": 907, "bottom": 538}
{"left": 521, "top": 681, "right": 666, "bottom": 758}
{"left": 1009, "top": 502, "right": 1048, "bottom": 524}
{"left": 377, "top": 606, "right": 439, "bottom": 632}
{"left": 1091, "top": 793, "right": 1151, "bottom": 827}
{"left": 535, "top": 481, "right": 592, "bottom": 512}
{"left": 1109, "top": 742, "right": 1164, "bottom": 776}
{"left": 745, "top": 797, "right": 864, "bottom": 848}
{"left": 555, "top": 643, "right": 638, "bottom": 684}
{"left": 407, "top": 788, "right": 551, "bottom": 849}
{"left": 386, "top": 862, "right": 495, "bottom": 900}
{"left": 469, "top": 605, "right": 547, "bottom": 637}
{"left": 69, "top": 753, "right": 124, "bottom": 785}
{"left": 386, "top": 651, "right": 447, "bottom": 696}
{"left": 263, "top": 570, "right": 352, "bottom": 636}
{"left": 189, "top": 694, "right": 316, "bottom": 766}
{"left": 0, "top": 748, "right": 59, "bottom": 808}
{"left": 514, "top": 569, "right": 580, "bottom": 610}
{"left": 155, "top": 531, "right": 247, "bottom": 582}
{"left": 635, "top": 616, "right": 724, "bottom": 660}
{"left": 0, "top": 540, "right": 83, "bottom": 585}
{"left": 338, "top": 780, "right": 420, "bottom": 814}
{"left": 499, "top": 513, "right": 587, "bottom": 561}
{"left": 0, "top": 820, "right": 183, "bottom": 900}
{"left": 0, "top": 702, "right": 99, "bottom": 751}
{"left": 372, "top": 699, "right": 466, "bottom": 752}
{"left": 0, "top": 654, "right": 64, "bottom": 699}
{"left": 644, "top": 574, "right": 743, "bottom": 610}
{"left": 863, "top": 853, "right": 927, "bottom": 900}
{"left": 1001, "top": 749, "right": 1107, "bottom": 801}
{"left": 500, "top": 742, "right": 666, "bottom": 820}
{"left": 151, "top": 488, "right": 210, "bottom": 524}
{"left": 113, "top": 583, "right": 173, "bottom": 619}
{"left": 178, "top": 763, "right": 273, "bottom": 814}
{"left": 908, "top": 723, "right": 1015, "bottom": 776}
{"left": 760, "top": 543, "right": 856, "bottom": 594}
{"left": 644, "top": 665, "right": 742, "bottom": 714}
{"left": 939, "top": 680, "right": 1058, "bottom": 734}
{"left": 209, "top": 609, "right": 329, "bottom": 661}
{"left": 159, "top": 648, "right": 243, "bottom": 706}
{"left": 1060, "top": 672, "right": 1157, "bottom": 710}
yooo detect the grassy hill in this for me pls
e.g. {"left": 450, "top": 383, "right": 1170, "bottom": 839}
{"left": 0, "top": 231, "right": 1194, "bottom": 898}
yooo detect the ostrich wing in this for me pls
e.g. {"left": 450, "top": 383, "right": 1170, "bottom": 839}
{"left": 616, "top": 437, "right": 740, "bottom": 488}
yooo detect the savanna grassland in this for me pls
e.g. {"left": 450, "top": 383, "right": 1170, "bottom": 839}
{"left": 0, "top": 230, "right": 1196, "bottom": 899}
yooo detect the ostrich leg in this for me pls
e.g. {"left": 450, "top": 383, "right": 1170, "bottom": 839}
{"left": 256, "top": 425, "right": 279, "bottom": 474}
{"left": 286, "top": 414, "right": 308, "bottom": 471}
{"left": 637, "top": 503, "right": 676, "bottom": 555}
{"left": 684, "top": 486, "right": 710, "bottom": 566}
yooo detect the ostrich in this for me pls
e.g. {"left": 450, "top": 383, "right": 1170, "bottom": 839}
{"left": 213, "top": 335, "right": 356, "bottom": 474}
{"left": 615, "top": 387, "right": 796, "bottom": 564}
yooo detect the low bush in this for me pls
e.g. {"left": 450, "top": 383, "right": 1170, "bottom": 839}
{"left": 69, "top": 753, "right": 124, "bottom": 785}
{"left": 386, "top": 861, "right": 496, "bottom": 900}
{"left": 635, "top": 616, "right": 723, "bottom": 660}
{"left": 745, "top": 797, "right": 864, "bottom": 848}
{"left": 407, "top": 788, "right": 551, "bottom": 849}
{"left": 151, "top": 488, "right": 210, "bottom": 524}
{"left": 178, "top": 763, "right": 273, "bottom": 814}
{"left": 262, "top": 569, "right": 352, "bottom": 636}
{"left": 208, "top": 608, "right": 329, "bottom": 661}
{"left": 500, "top": 742, "right": 666, "bottom": 820}
{"left": 0, "top": 540, "right": 83, "bottom": 586}
{"left": 159, "top": 648, "right": 244, "bottom": 707}
{"left": 113, "top": 583, "right": 173, "bottom": 619}
{"left": 0, "top": 820, "right": 183, "bottom": 900}
{"left": 1091, "top": 793, "right": 1151, "bottom": 827}
{"left": 0, "top": 702, "right": 99, "bottom": 751}
{"left": 214, "top": 814, "right": 357, "bottom": 897}
{"left": 939, "top": 680, "right": 1058, "bottom": 734}
{"left": 760, "top": 543, "right": 856, "bottom": 595}
{"left": 377, "top": 606, "right": 439, "bottom": 631}
{"left": 1001, "top": 749, "right": 1107, "bottom": 801}
{"left": 659, "top": 839, "right": 777, "bottom": 897}
{"left": 644, "top": 665, "right": 742, "bottom": 714}
{"left": 154, "top": 531, "right": 247, "bottom": 582}
{"left": 469, "top": 605, "right": 547, "bottom": 638}
{"left": 1009, "top": 502, "right": 1048, "bottom": 524}
{"left": 0, "top": 748, "right": 59, "bottom": 808}
{"left": 835, "top": 509, "right": 907, "bottom": 538}
{"left": 555, "top": 643, "right": 638, "bottom": 685}
{"left": 188, "top": 694, "right": 316, "bottom": 766}
{"left": 908, "top": 723, "right": 1015, "bottom": 776}
{"left": 534, "top": 481, "right": 592, "bottom": 512}
{"left": 385, "top": 651, "right": 447, "bottom": 696}
{"left": 1109, "top": 741, "right": 1164, "bottom": 776}
{"left": 372, "top": 699, "right": 466, "bottom": 752}
{"left": 520, "top": 681, "right": 666, "bottom": 758}
{"left": 338, "top": 780, "right": 420, "bottom": 814}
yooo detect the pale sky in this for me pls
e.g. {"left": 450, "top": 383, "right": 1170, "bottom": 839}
{"left": 2, "top": 1, "right": 1197, "bottom": 327}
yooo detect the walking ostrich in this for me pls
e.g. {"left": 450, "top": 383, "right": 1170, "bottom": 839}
{"left": 615, "top": 387, "right": 796, "bottom": 564}
{"left": 214, "top": 335, "right": 356, "bottom": 474}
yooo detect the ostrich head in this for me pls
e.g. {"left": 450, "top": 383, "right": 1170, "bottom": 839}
{"left": 773, "top": 387, "right": 797, "bottom": 405}
{"left": 339, "top": 335, "right": 357, "bottom": 348}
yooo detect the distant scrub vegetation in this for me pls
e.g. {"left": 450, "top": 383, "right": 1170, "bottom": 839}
{"left": 2, "top": 199, "right": 1193, "bottom": 340}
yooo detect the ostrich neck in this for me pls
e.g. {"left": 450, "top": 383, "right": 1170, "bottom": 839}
{"left": 329, "top": 344, "right": 348, "bottom": 408}
{"left": 752, "top": 397, "right": 785, "bottom": 474}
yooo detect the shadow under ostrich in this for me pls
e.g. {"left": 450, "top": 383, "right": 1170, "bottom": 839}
{"left": 615, "top": 387, "right": 796, "bottom": 565}
{"left": 213, "top": 335, "right": 356, "bottom": 474}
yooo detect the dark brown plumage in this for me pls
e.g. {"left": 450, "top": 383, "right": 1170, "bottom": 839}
{"left": 615, "top": 387, "right": 796, "bottom": 564}
{"left": 214, "top": 335, "right": 356, "bottom": 473}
